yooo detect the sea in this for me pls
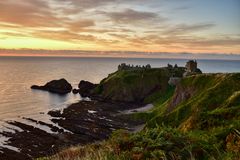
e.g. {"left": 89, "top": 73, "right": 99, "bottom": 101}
{"left": 0, "top": 56, "right": 239, "bottom": 132}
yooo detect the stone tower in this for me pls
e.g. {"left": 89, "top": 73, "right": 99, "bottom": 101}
{"left": 185, "top": 60, "right": 197, "bottom": 72}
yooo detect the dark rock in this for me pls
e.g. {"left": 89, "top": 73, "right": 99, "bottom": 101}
{"left": 31, "top": 85, "right": 45, "bottom": 90}
{"left": 48, "top": 110, "right": 62, "bottom": 117}
{"left": 78, "top": 80, "right": 97, "bottom": 97}
{"left": 31, "top": 79, "right": 72, "bottom": 94}
{"left": 72, "top": 89, "right": 79, "bottom": 94}
{"left": 23, "top": 117, "right": 64, "bottom": 133}
{"left": 0, "top": 147, "right": 31, "bottom": 160}
{"left": 0, "top": 100, "right": 143, "bottom": 159}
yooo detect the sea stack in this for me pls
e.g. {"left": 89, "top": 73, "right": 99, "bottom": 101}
{"left": 31, "top": 78, "right": 72, "bottom": 94}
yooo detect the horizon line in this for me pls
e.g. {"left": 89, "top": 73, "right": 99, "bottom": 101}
{"left": 1, "top": 54, "right": 240, "bottom": 61}
{"left": 0, "top": 48, "right": 239, "bottom": 55}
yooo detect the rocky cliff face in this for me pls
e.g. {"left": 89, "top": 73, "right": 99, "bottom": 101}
{"left": 167, "top": 85, "right": 196, "bottom": 113}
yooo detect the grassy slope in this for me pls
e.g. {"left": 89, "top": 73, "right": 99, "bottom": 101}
{"left": 40, "top": 73, "right": 240, "bottom": 160}
{"left": 148, "top": 74, "right": 240, "bottom": 129}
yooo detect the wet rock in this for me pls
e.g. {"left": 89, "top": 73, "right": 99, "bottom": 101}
{"left": 31, "top": 79, "right": 72, "bottom": 94}
{"left": 78, "top": 80, "right": 97, "bottom": 97}
{"left": 0, "top": 121, "right": 88, "bottom": 159}
{"left": 72, "top": 89, "right": 79, "bottom": 94}
{"left": 23, "top": 117, "right": 64, "bottom": 133}
{"left": 48, "top": 110, "right": 62, "bottom": 117}
{"left": 0, "top": 148, "right": 31, "bottom": 160}
{"left": 0, "top": 100, "right": 143, "bottom": 159}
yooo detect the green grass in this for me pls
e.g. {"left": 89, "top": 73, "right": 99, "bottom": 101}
{"left": 41, "top": 126, "right": 239, "bottom": 160}
{"left": 144, "top": 85, "right": 176, "bottom": 105}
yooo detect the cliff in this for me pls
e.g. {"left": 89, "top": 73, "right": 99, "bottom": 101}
{"left": 92, "top": 67, "right": 185, "bottom": 103}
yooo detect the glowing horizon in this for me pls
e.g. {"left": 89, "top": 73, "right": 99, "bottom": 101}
{"left": 0, "top": 0, "right": 239, "bottom": 55}
{"left": 1, "top": 49, "right": 240, "bottom": 61}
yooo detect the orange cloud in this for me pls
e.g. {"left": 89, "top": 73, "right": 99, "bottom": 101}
{"left": 0, "top": 0, "right": 63, "bottom": 27}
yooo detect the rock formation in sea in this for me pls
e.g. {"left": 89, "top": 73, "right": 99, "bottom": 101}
{"left": 78, "top": 80, "right": 97, "bottom": 97}
{"left": 31, "top": 78, "right": 72, "bottom": 94}
{"left": 72, "top": 88, "right": 80, "bottom": 94}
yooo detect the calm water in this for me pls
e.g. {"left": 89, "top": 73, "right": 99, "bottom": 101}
{"left": 0, "top": 56, "right": 239, "bottom": 129}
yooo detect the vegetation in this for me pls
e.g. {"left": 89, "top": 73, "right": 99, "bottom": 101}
{"left": 93, "top": 67, "right": 185, "bottom": 102}
{"left": 40, "top": 73, "right": 240, "bottom": 160}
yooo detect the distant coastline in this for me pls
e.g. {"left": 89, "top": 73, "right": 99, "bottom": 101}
{"left": 0, "top": 49, "right": 240, "bottom": 60}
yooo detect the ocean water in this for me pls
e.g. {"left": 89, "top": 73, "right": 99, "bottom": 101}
{"left": 0, "top": 56, "right": 239, "bottom": 129}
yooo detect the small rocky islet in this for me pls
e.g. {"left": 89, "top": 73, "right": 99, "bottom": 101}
{"left": 2, "top": 60, "right": 239, "bottom": 159}
{"left": 31, "top": 78, "right": 72, "bottom": 94}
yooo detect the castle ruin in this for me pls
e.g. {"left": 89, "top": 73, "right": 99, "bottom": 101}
{"left": 118, "top": 63, "right": 151, "bottom": 71}
{"left": 185, "top": 60, "right": 197, "bottom": 72}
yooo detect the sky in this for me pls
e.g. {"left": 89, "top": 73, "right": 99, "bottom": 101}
{"left": 0, "top": 0, "right": 239, "bottom": 57}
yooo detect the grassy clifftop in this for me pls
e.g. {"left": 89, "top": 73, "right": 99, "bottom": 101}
{"left": 93, "top": 67, "right": 185, "bottom": 102}
{"left": 148, "top": 73, "right": 240, "bottom": 129}
{"left": 41, "top": 73, "right": 240, "bottom": 160}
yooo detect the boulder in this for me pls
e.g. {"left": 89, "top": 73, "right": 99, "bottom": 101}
{"left": 78, "top": 80, "right": 97, "bottom": 97}
{"left": 72, "top": 89, "right": 79, "bottom": 94}
{"left": 31, "top": 79, "right": 72, "bottom": 94}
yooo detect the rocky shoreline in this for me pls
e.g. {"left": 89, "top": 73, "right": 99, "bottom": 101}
{"left": 0, "top": 98, "right": 145, "bottom": 160}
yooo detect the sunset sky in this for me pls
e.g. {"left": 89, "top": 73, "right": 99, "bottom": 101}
{"left": 0, "top": 0, "right": 239, "bottom": 56}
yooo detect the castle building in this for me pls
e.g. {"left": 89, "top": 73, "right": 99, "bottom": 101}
{"left": 118, "top": 63, "right": 151, "bottom": 71}
{"left": 185, "top": 60, "right": 197, "bottom": 72}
